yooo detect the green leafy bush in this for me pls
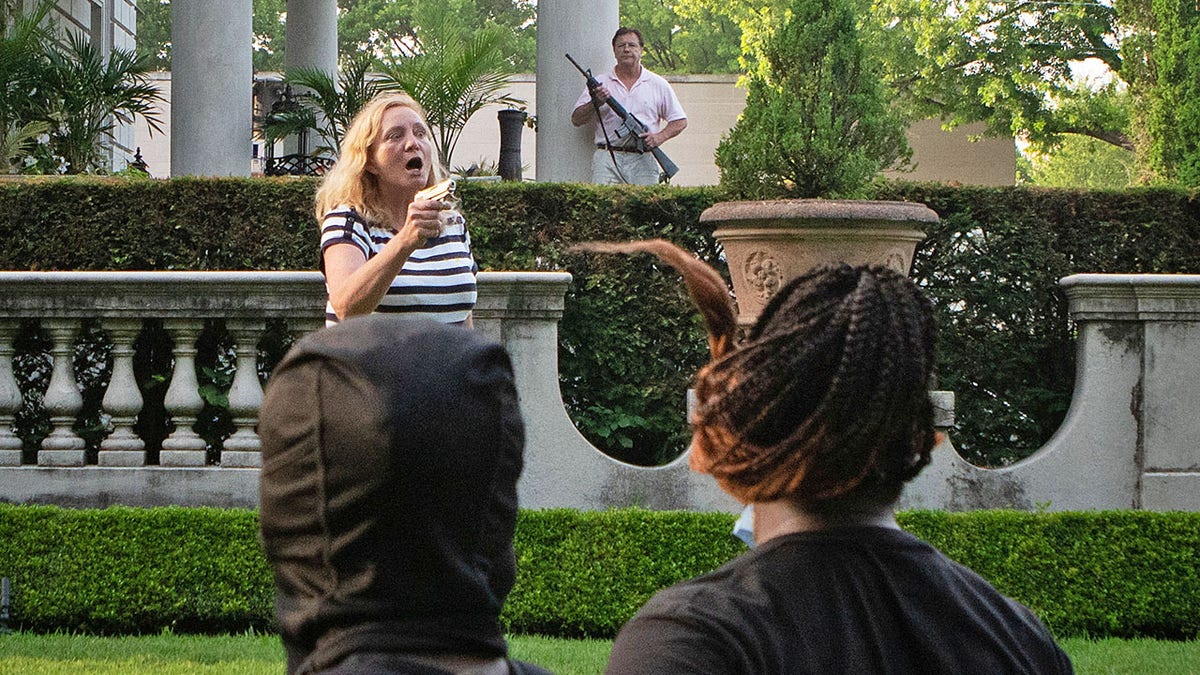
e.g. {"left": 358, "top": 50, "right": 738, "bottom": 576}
{"left": 881, "top": 183, "right": 1200, "bottom": 465}
{"left": 1, "top": 505, "right": 1198, "bottom": 639}
{"left": 898, "top": 510, "right": 1200, "bottom": 639}
{"left": 0, "top": 505, "right": 272, "bottom": 634}
{"left": 715, "top": 0, "right": 908, "bottom": 198}
{"left": 507, "top": 508, "right": 744, "bottom": 636}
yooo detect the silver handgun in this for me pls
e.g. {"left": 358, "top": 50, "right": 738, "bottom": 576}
{"left": 415, "top": 178, "right": 456, "bottom": 203}
{"left": 415, "top": 179, "right": 461, "bottom": 234}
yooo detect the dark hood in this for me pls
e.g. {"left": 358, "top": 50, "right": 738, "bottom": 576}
{"left": 258, "top": 315, "right": 525, "bottom": 673}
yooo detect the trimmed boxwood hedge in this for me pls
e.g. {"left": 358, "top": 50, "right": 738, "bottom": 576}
{"left": 2, "top": 177, "right": 1199, "bottom": 467}
{"left": 0, "top": 504, "right": 1197, "bottom": 639}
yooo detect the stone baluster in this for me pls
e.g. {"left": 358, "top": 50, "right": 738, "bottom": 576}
{"left": 38, "top": 319, "right": 85, "bottom": 466}
{"left": 221, "top": 319, "right": 264, "bottom": 467}
{"left": 98, "top": 319, "right": 145, "bottom": 466}
{"left": 160, "top": 319, "right": 208, "bottom": 466}
{"left": 287, "top": 317, "right": 324, "bottom": 354}
{"left": 0, "top": 321, "right": 23, "bottom": 465}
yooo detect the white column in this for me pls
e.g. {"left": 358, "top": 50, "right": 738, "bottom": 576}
{"left": 285, "top": 0, "right": 338, "bottom": 75}
{"left": 535, "top": 0, "right": 619, "bottom": 182}
{"left": 284, "top": 0, "right": 338, "bottom": 157}
{"left": 38, "top": 320, "right": 85, "bottom": 466}
{"left": 161, "top": 319, "right": 208, "bottom": 466}
{"left": 171, "top": 0, "right": 253, "bottom": 176}
{"left": 0, "top": 322, "right": 22, "bottom": 465}
{"left": 221, "top": 320, "right": 264, "bottom": 467}
{"left": 98, "top": 319, "right": 145, "bottom": 466}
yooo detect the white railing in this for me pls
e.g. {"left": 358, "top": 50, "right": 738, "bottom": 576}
{"left": 0, "top": 271, "right": 325, "bottom": 468}
{"left": 902, "top": 274, "right": 1200, "bottom": 512}
{"left": 0, "top": 271, "right": 736, "bottom": 511}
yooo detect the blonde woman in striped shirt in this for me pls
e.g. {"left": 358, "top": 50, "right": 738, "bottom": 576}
{"left": 316, "top": 92, "right": 477, "bottom": 327}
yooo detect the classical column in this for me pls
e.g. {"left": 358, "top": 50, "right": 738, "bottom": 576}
{"left": 171, "top": 0, "right": 253, "bottom": 176}
{"left": 160, "top": 319, "right": 207, "bottom": 466}
{"left": 285, "top": 0, "right": 338, "bottom": 74}
{"left": 535, "top": 0, "right": 618, "bottom": 182}
{"left": 284, "top": 0, "right": 338, "bottom": 157}
{"left": 0, "top": 321, "right": 23, "bottom": 465}
{"left": 38, "top": 320, "right": 85, "bottom": 466}
{"left": 221, "top": 320, "right": 265, "bottom": 467}
{"left": 98, "top": 319, "right": 145, "bottom": 466}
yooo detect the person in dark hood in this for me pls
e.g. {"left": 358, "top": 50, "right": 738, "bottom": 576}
{"left": 258, "top": 315, "right": 551, "bottom": 675}
{"left": 574, "top": 241, "right": 1072, "bottom": 675}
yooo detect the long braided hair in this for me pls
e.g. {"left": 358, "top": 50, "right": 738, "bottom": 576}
{"left": 573, "top": 240, "right": 938, "bottom": 508}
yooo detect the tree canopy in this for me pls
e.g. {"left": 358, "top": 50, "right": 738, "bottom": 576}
{"left": 716, "top": 0, "right": 909, "bottom": 198}
{"left": 136, "top": 0, "right": 535, "bottom": 72}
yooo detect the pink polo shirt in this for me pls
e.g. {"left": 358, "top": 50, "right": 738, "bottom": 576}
{"left": 574, "top": 66, "right": 687, "bottom": 146}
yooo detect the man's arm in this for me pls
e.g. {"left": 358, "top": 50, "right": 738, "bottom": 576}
{"left": 572, "top": 83, "right": 611, "bottom": 127}
{"left": 571, "top": 101, "right": 596, "bottom": 127}
{"left": 642, "top": 118, "right": 687, "bottom": 149}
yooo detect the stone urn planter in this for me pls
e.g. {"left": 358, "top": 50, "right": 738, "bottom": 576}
{"left": 701, "top": 199, "right": 939, "bottom": 329}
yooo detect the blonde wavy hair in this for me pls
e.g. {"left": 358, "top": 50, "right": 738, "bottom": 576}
{"left": 314, "top": 92, "right": 449, "bottom": 225}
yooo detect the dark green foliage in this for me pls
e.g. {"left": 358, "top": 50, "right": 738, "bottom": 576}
{"left": 1, "top": 505, "right": 1198, "bottom": 639}
{"left": 878, "top": 182, "right": 1200, "bottom": 465}
{"left": 898, "top": 510, "right": 1200, "bottom": 639}
{"left": 2, "top": 1, "right": 163, "bottom": 175}
{"left": 464, "top": 182, "right": 723, "bottom": 464}
{"left": 0, "top": 505, "right": 272, "bottom": 634}
{"left": 1145, "top": 0, "right": 1200, "bottom": 186}
{"left": 3, "top": 178, "right": 1200, "bottom": 466}
{"left": 715, "top": 0, "right": 908, "bottom": 198}
{"left": 0, "top": 176, "right": 318, "bottom": 271}
{"left": 505, "top": 508, "right": 745, "bottom": 637}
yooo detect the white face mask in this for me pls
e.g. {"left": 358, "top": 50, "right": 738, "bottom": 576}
{"left": 733, "top": 504, "right": 756, "bottom": 548}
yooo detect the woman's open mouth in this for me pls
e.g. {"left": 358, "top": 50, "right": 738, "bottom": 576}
{"left": 406, "top": 156, "right": 424, "bottom": 171}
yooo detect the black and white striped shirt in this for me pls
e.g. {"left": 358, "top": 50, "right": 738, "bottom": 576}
{"left": 320, "top": 206, "right": 478, "bottom": 326}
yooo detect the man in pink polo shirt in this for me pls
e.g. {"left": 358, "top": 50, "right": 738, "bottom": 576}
{"left": 571, "top": 27, "right": 688, "bottom": 185}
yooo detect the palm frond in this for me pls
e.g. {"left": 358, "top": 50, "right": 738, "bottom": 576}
{"left": 279, "top": 51, "right": 382, "bottom": 155}
{"left": 1, "top": 119, "right": 49, "bottom": 173}
{"left": 377, "top": 15, "right": 523, "bottom": 167}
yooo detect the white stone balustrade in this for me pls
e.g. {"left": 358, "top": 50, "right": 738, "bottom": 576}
{"left": 0, "top": 270, "right": 737, "bottom": 511}
{"left": 0, "top": 322, "right": 22, "bottom": 465}
{"left": 902, "top": 274, "right": 1200, "bottom": 512}
{"left": 160, "top": 319, "right": 207, "bottom": 466}
{"left": 0, "top": 272, "right": 326, "bottom": 470}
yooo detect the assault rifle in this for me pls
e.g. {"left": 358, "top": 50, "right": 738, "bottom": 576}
{"left": 565, "top": 52, "right": 679, "bottom": 179}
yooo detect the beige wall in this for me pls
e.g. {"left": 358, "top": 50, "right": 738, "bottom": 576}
{"left": 137, "top": 73, "right": 1016, "bottom": 186}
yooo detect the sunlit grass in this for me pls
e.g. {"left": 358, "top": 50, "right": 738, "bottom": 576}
{"left": 1059, "top": 637, "right": 1200, "bottom": 674}
{"left": 0, "top": 630, "right": 283, "bottom": 675}
{"left": 0, "top": 632, "right": 1196, "bottom": 674}
{"left": 0, "top": 631, "right": 611, "bottom": 675}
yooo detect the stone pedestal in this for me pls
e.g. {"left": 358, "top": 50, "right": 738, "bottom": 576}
{"left": 0, "top": 322, "right": 22, "bottom": 466}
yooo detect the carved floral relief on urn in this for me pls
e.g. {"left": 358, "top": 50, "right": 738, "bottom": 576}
{"left": 701, "top": 199, "right": 939, "bottom": 329}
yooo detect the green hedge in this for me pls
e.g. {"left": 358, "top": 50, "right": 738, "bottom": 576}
{"left": 880, "top": 184, "right": 1200, "bottom": 465}
{"left": 0, "top": 505, "right": 1198, "bottom": 639}
{"left": 2, "top": 177, "right": 1199, "bottom": 466}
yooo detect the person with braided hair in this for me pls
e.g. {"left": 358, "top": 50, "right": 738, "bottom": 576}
{"left": 577, "top": 241, "right": 1073, "bottom": 674}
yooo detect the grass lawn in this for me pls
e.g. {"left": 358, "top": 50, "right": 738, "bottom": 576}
{"left": 0, "top": 633, "right": 1197, "bottom": 674}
